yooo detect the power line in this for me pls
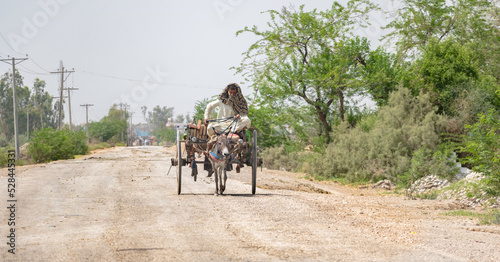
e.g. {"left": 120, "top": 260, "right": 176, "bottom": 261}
{"left": 80, "top": 70, "right": 220, "bottom": 89}
{"left": 0, "top": 31, "right": 25, "bottom": 56}
{"left": 18, "top": 64, "right": 51, "bottom": 75}
{"left": 27, "top": 55, "right": 51, "bottom": 73}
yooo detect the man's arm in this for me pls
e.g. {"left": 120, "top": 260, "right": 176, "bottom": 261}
{"left": 204, "top": 100, "right": 219, "bottom": 124}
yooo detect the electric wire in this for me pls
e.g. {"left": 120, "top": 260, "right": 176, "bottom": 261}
{"left": 80, "top": 70, "right": 220, "bottom": 89}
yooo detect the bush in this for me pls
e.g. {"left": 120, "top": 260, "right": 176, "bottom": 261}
{"left": 0, "top": 147, "right": 9, "bottom": 168}
{"left": 27, "top": 127, "right": 88, "bottom": 163}
{"left": 260, "top": 144, "right": 312, "bottom": 172}
{"left": 398, "top": 146, "right": 459, "bottom": 187}
{"left": 155, "top": 127, "right": 175, "bottom": 143}
{"left": 460, "top": 109, "right": 500, "bottom": 194}
{"left": 304, "top": 88, "right": 447, "bottom": 183}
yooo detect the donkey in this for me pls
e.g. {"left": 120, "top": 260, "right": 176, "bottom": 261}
{"left": 208, "top": 134, "right": 231, "bottom": 195}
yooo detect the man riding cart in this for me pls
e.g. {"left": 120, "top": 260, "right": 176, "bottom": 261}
{"left": 203, "top": 83, "right": 251, "bottom": 175}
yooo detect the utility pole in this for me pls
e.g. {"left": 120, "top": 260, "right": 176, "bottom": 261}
{"left": 26, "top": 109, "right": 29, "bottom": 140}
{"left": 129, "top": 112, "right": 134, "bottom": 146}
{"left": 80, "top": 104, "right": 94, "bottom": 143}
{"left": 50, "top": 61, "right": 74, "bottom": 129}
{"left": 0, "top": 56, "right": 28, "bottom": 160}
{"left": 122, "top": 103, "right": 129, "bottom": 144}
{"left": 64, "top": 87, "right": 79, "bottom": 129}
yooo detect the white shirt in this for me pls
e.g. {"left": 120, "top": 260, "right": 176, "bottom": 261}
{"left": 204, "top": 100, "right": 236, "bottom": 120}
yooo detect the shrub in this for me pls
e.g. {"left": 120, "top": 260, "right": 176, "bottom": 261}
{"left": 260, "top": 144, "right": 312, "bottom": 172}
{"left": 27, "top": 127, "right": 88, "bottom": 163}
{"left": 0, "top": 147, "right": 9, "bottom": 168}
{"left": 305, "top": 87, "right": 447, "bottom": 183}
{"left": 398, "top": 146, "right": 459, "bottom": 187}
{"left": 460, "top": 109, "right": 500, "bottom": 194}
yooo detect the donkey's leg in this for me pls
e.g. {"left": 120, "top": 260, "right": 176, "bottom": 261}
{"left": 220, "top": 168, "right": 225, "bottom": 194}
{"left": 221, "top": 168, "right": 227, "bottom": 194}
{"left": 211, "top": 161, "right": 219, "bottom": 195}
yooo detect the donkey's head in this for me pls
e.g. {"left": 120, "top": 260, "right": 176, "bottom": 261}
{"left": 216, "top": 134, "right": 230, "bottom": 158}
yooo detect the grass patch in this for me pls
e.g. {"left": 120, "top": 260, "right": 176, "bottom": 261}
{"left": 88, "top": 142, "right": 111, "bottom": 151}
{"left": 414, "top": 190, "right": 440, "bottom": 200}
{"left": 442, "top": 209, "right": 500, "bottom": 225}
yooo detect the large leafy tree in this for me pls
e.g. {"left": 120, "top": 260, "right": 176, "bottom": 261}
{"left": 383, "top": 0, "right": 498, "bottom": 62}
{"left": 29, "top": 78, "right": 57, "bottom": 131}
{"left": 385, "top": 0, "right": 500, "bottom": 127}
{"left": 143, "top": 105, "right": 174, "bottom": 130}
{"left": 235, "top": 0, "right": 379, "bottom": 143}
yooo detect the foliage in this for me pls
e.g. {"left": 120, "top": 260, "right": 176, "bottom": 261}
{"left": 408, "top": 38, "right": 482, "bottom": 115}
{"left": 260, "top": 144, "right": 313, "bottom": 172}
{"left": 0, "top": 147, "right": 10, "bottom": 168}
{"left": 192, "top": 98, "right": 214, "bottom": 122}
{"left": 248, "top": 103, "right": 292, "bottom": 148}
{"left": 442, "top": 209, "right": 500, "bottom": 225}
{"left": 0, "top": 73, "right": 57, "bottom": 140}
{"left": 305, "top": 88, "right": 446, "bottom": 182}
{"left": 143, "top": 105, "right": 174, "bottom": 129}
{"left": 398, "top": 146, "right": 459, "bottom": 187}
{"left": 27, "top": 127, "right": 88, "bottom": 163}
{"left": 383, "top": 0, "right": 496, "bottom": 60}
{"left": 89, "top": 104, "right": 128, "bottom": 143}
{"left": 459, "top": 109, "right": 500, "bottom": 193}
{"left": 362, "top": 47, "right": 400, "bottom": 106}
{"left": 235, "top": 0, "right": 379, "bottom": 143}
{"left": 155, "top": 127, "right": 176, "bottom": 143}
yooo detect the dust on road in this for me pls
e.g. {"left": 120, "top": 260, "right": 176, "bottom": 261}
{"left": 1, "top": 146, "right": 499, "bottom": 261}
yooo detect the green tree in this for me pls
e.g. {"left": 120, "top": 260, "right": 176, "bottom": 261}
{"left": 192, "top": 98, "right": 212, "bottom": 122}
{"left": 29, "top": 78, "right": 57, "bottom": 131}
{"left": 383, "top": 0, "right": 496, "bottom": 61}
{"left": 0, "top": 71, "right": 31, "bottom": 139}
{"left": 89, "top": 104, "right": 128, "bottom": 143}
{"left": 235, "top": 1, "right": 378, "bottom": 143}
{"left": 146, "top": 105, "right": 174, "bottom": 130}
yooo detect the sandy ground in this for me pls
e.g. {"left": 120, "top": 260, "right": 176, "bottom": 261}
{"left": 0, "top": 146, "right": 499, "bottom": 261}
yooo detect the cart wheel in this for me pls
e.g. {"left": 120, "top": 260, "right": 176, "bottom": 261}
{"left": 251, "top": 130, "right": 257, "bottom": 194}
{"left": 176, "top": 129, "right": 182, "bottom": 195}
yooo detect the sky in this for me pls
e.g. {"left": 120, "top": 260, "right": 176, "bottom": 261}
{"left": 0, "top": 0, "right": 400, "bottom": 126}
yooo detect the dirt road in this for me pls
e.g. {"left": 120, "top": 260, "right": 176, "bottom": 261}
{"left": 1, "top": 146, "right": 499, "bottom": 261}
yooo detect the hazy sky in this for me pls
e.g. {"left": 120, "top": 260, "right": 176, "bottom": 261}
{"left": 0, "top": 0, "right": 398, "bottom": 125}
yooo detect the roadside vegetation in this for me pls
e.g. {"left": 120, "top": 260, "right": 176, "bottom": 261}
{"left": 442, "top": 209, "right": 500, "bottom": 225}
{"left": 247, "top": 0, "right": 500, "bottom": 197}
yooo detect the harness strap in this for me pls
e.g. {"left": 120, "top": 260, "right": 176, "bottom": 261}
{"left": 210, "top": 151, "right": 225, "bottom": 162}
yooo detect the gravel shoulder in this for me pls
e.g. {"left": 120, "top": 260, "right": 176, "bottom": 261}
{"left": 0, "top": 146, "right": 499, "bottom": 261}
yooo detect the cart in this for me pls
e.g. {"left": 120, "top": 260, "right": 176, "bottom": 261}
{"left": 170, "top": 120, "right": 262, "bottom": 195}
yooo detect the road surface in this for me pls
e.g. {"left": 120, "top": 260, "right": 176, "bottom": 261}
{"left": 1, "top": 146, "right": 499, "bottom": 261}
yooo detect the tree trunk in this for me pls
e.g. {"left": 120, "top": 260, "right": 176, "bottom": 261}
{"left": 339, "top": 91, "right": 345, "bottom": 122}
{"left": 316, "top": 108, "right": 331, "bottom": 144}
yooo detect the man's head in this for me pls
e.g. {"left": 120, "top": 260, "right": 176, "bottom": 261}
{"left": 228, "top": 84, "right": 238, "bottom": 96}
{"left": 219, "top": 83, "right": 248, "bottom": 115}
